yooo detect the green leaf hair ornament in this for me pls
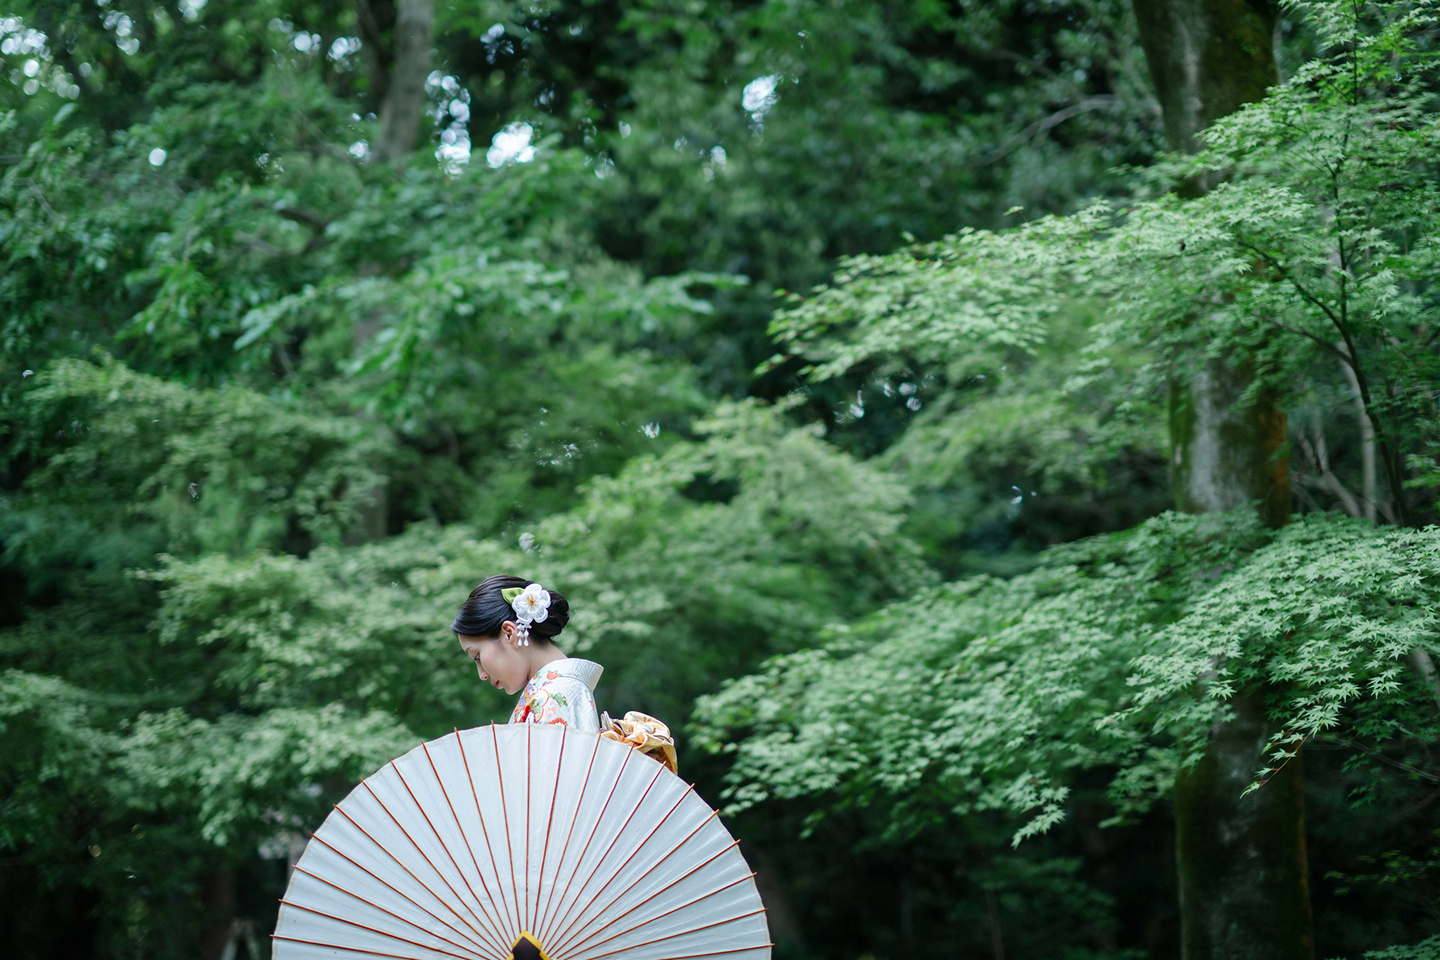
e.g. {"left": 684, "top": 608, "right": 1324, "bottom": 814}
{"left": 502, "top": 583, "right": 551, "bottom": 645}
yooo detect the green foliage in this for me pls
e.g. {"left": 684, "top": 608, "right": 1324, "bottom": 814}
{"left": 769, "top": 211, "right": 1107, "bottom": 382}
{"left": 423, "top": 0, "right": 1174, "bottom": 410}
{"left": 0, "top": 641, "right": 416, "bottom": 952}
{"left": 770, "top": 0, "right": 1440, "bottom": 524}
{"left": 1352, "top": 936, "right": 1440, "bottom": 960}
{"left": 0, "top": 383, "right": 930, "bottom": 951}
{"left": 695, "top": 511, "right": 1440, "bottom": 844}
{"left": 2, "top": 43, "right": 727, "bottom": 533}
{"left": 699, "top": 28, "right": 1440, "bottom": 927}
{"left": 6, "top": 0, "right": 1440, "bottom": 955}
{"left": 445, "top": 0, "right": 1164, "bottom": 254}
{"left": 0, "top": 669, "right": 114, "bottom": 853}
{"left": 5, "top": 357, "right": 390, "bottom": 570}
{"left": 769, "top": 223, "right": 1169, "bottom": 572}
{"left": 148, "top": 399, "right": 928, "bottom": 724}
{"left": 1327, "top": 830, "right": 1440, "bottom": 897}
{"left": 115, "top": 705, "right": 415, "bottom": 847}
{"left": 526, "top": 399, "right": 932, "bottom": 713}
{"left": 1120, "top": 517, "right": 1440, "bottom": 775}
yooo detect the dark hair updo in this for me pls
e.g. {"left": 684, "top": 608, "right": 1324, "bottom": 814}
{"left": 451, "top": 575, "right": 570, "bottom": 643}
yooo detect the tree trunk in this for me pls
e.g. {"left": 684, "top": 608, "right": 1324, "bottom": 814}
{"left": 198, "top": 867, "right": 236, "bottom": 960}
{"left": 1169, "top": 363, "right": 1290, "bottom": 526}
{"left": 1167, "top": 365, "right": 1307, "bottom": 960}
{"left": 1174, "top": 693, "right": 1313, "bottom": 960}
{"left": 346, "top": 0, "right": 426, "bottom": 534}
{"left": 372, "top": 0, "right": 435, "bottom": 163}
{"left": 1339, "top": 358, "right": 1378, "bottom": 522}
{"left": 1131, "top": 3, "right": 1313, "bottom": 959}
{"left": 1132, "top": 0, "right": 1279, "bottom": 191}
{"left": 355, "top": 0, "right": 397, "bottom": 109}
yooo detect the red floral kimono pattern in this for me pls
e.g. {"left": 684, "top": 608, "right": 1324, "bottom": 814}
{"left": 509, "top": 658, "right": 602, "bottom": 733}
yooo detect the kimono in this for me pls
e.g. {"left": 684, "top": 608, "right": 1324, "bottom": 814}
{"left": 509, "top": 657, "right": 603, "bottom": 732}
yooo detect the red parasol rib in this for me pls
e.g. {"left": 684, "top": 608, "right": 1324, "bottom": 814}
{"left": 275, "top": 724, "right": 769, "bottom": 960}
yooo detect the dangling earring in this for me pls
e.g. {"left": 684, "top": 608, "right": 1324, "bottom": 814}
{"left": 509, "top": 621, "right": 530, "bottom": 647}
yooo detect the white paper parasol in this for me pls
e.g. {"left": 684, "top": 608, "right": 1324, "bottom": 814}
{"left": 273, "top": 723, "right": 770, "bottom": 960}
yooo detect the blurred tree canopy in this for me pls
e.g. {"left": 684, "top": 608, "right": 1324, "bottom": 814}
{"left": 2, "top": 1, "right": 1439, "bottom": 959}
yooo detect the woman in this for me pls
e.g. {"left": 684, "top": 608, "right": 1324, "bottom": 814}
{"left": 451, "top": 574, "right": 604, "bottom": 732}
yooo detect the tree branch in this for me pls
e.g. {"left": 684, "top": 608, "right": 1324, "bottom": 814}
{"left": 1294, "top": 418, "right": 1364, "bottom": 517}
{"left": 980, "top": 97, "right": 1121, "bottom": 165}
{"left": 273, "top": 206, "right": 330, "bottom": 229}
{"left": 27, "top": 182, "right": 63, "bottom": 223}
{"left": 1339, "top": 355, "right": 1378, "bottom": 521}
{"left": 1239, "top": 240, "right": 1409, "bottom": 522}
{"left": 1315, "top": 736, "right": 1440, "bottom": 782}
{"left": 1291, "top": 469, "right": 1362, "bottom": 517}
{"left": 249, "top": 203, "right": 332, "bottom": 255}
{"left": 1236, "top": 241, "right": 1351, "bottom": 356}
{"left": 1257, "top": 315, "right": 1354, "bottom": 366}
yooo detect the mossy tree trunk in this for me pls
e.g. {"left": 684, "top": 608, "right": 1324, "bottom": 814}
{"left": 1168, "top": 364, "right": 1291, "bottom": 527}
{"left": 1131, "top": 0, "right": 1282, "bottom": 189}
{"left": 1132, "top": 3, "right": 1314, "bottom": 959}
{"left": 1173, "top": 693, "right": 1313, "bottom": 960}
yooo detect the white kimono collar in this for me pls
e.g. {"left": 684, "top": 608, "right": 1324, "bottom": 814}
{"left": 535, "top": 657, "right": 604, "bottom": 691}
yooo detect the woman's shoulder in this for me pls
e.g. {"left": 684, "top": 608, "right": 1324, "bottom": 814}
{"left": 525, "top": 665, "right": 597, "bottom": 702}
{"left": 518, "top": 670, "right": 600, "bottom": 731}
{"left": 545, "top": 657, "right": 603, "bottom": 689}
{"left": 535, "top": 674, "right": 595, "bottom": 704}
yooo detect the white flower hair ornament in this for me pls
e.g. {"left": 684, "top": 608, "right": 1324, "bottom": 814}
{"left": 500, "top": 583, "right": 551, "bottom": 646}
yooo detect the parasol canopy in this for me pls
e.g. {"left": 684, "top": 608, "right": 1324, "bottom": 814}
{"left": 273, "top": 723, "right": 770, "bottom": 960}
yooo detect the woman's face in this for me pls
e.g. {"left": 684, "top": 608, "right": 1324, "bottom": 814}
{"left": 457, "top": 626, "right": 528, "bottom": 695}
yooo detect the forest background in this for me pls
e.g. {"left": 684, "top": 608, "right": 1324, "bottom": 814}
{"left": 4, "top": 0, "right": 1440, "bottom": 958}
